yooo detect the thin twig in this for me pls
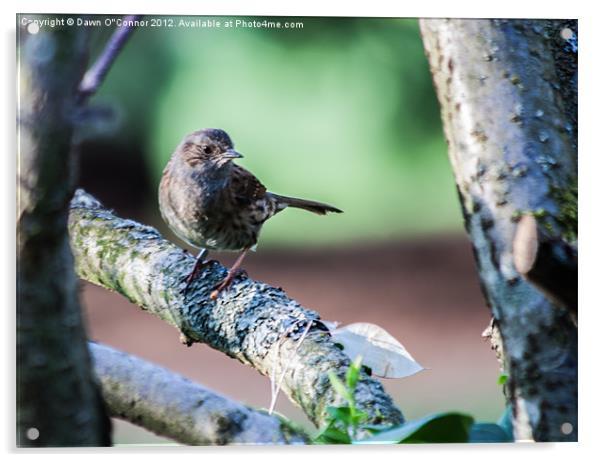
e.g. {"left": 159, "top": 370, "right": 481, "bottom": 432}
{"left": 268, "top": 324, "right": 296, "bottom": 415}
{"left": 268, "top": 320, "right": 313, "bottom": 415}
{"left": 78, "top": 15, "right": 143, "bottom": 102}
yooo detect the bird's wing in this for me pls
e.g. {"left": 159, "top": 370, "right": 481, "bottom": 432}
{"left": 229, "top": 164, "right": 268, "bottom": 207}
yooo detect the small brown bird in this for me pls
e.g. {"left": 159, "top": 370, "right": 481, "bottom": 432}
{"left": 159, "top": 128, "right": 342, "bottom": 299}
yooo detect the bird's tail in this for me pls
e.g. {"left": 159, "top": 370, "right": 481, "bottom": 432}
{"left": 270, "top": 193, "right": 343, "bottom": 215}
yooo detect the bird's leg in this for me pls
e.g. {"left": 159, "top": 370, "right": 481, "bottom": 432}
{"left": 210, "top": 248, "right": 250, "bottom": 300}
{"left": 182, "top": 248, "right": 209, "bottom": 294}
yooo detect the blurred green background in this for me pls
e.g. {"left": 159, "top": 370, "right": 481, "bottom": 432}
{"left": 72, "top": 16, "right": 504, "bottom": 445}
{"left": 84, "top": 17, "right": 462, "bottom": 244}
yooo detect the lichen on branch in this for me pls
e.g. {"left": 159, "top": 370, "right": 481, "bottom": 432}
{"left": 68, "top": 190, "right": 404, "bottom": 431}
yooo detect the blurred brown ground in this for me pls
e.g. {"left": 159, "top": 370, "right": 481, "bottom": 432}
{"left": 82, "top": 234, "right": 506, "bottom": 444}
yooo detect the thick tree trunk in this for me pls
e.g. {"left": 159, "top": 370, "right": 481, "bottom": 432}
{"left": 68, "top": 190, "right": 404, "bottom": 432}
{"left": 420, "top": 19, "right": 577, "bottom": 442}
{"left": 16, "top": 19, "right": 111, "bottom": 446}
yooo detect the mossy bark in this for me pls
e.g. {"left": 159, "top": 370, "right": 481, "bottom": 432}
{"left": 90, "top": 342, "right": 308, "bottom": 444}
{"left": 69, "top": 190, "right": 404, "bottom": 431}
{"left": 420, "top": 19, "right": 577, "bottom": 442}
{"left": 17, "top": 17, "right": 111, "bottom": 446}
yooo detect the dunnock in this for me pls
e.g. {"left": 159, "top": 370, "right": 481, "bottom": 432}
{"left": 159, "top": 128, "right": 342, "bottom": 299}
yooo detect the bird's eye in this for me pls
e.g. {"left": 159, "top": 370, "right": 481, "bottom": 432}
{"left": 203, "top": 145, "right": 213, "bottom": 155}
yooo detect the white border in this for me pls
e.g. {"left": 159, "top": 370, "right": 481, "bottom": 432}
{"left": 3, "top": 1, "right": 598, "bottom": 461}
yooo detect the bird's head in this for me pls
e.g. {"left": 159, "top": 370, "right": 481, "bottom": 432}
{"left": 175, "top": 128, "right": 243, "bottom": 170}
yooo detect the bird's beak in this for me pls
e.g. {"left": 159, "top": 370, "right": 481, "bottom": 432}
{"left": 223, "top": 149, "right": 243, "bottom": 159}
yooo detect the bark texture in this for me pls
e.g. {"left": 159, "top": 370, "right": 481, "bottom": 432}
{"left": 90, "top": 342, "right": 308, "bottom": 445}
{"left": 17, "top": 20, "right": 111, "bottom": 446}
{"left": 420, "top": 19, "right": 577, "bottom": 442}
{"left": 68, "top": 190, "right": 404, "bottom": 431}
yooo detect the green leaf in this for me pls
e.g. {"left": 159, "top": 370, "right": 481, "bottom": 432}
{"left": 469, "top": 423, "right": 513, "bottom": 443}
{"left": 360, "top": 423, "right": 393, "bottom": 435}
{"left": 328, "top": 371, "right": 353, "bottom": 402}
{"left": 496, "top": 405, "right": 514, "bottom": 439}
{"left": 351, "top": 410, "right": 369, "bottom": 427}
{"left": 346, "top": 355, "right": 363, "bottom": 390}
{"left": 313, "top": 421, "right": 352, "bottom": 444}
{"left": 497, "top": 373, "right": 508, "bottom": 385}
{"left": 357, "top": 412, "right": 474, "bottom": 444}
{"left": 326, "top": 406, "right": 352, "bottom": 425}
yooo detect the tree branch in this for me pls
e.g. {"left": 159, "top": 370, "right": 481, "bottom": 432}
{"left": 68, "top": 190, "right": 404, "bottom": 431}
{"left": 513, "top": 214, "right": 577, "bottom": 319}
{"left": 420, "top": 19, "right": 577, "bottom": 442}
{"left": 78, "top": 15, "right": 143, "bottom": 102}
{"left": 89, "top": 342, "right": 308, "bottom": 445}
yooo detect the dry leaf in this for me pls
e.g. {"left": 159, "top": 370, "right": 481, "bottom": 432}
{"left": 330, "top": 322, "right": 424, "bottom": 379}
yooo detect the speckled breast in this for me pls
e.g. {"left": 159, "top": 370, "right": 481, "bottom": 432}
{"left": 159, "top": 170, "right": 270, "bottom": 252}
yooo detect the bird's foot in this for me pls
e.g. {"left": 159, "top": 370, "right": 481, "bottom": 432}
{"left": 210, "top": 268, "right": 247, "bottom": 300}
{"left": 181, "top": 272, "right": 197, "bottom": 296}
{"left": 181, "top": 259, "right": 209, "bottom": 296}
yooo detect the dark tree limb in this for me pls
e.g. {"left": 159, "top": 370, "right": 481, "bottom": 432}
{"left": 68, "top": 190, "right": 404, "bottom": 432}
{"left": 17, "top": 20, "right": 111, "bottom": 446}
{"left": 78, "top": 15, "right": 143, "bottom": 102}
{"left": 89, "top": 342, "right": 308, "bottom": 445}
{"left": 420, "top": 19, "right": 577, "bottom": 442}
